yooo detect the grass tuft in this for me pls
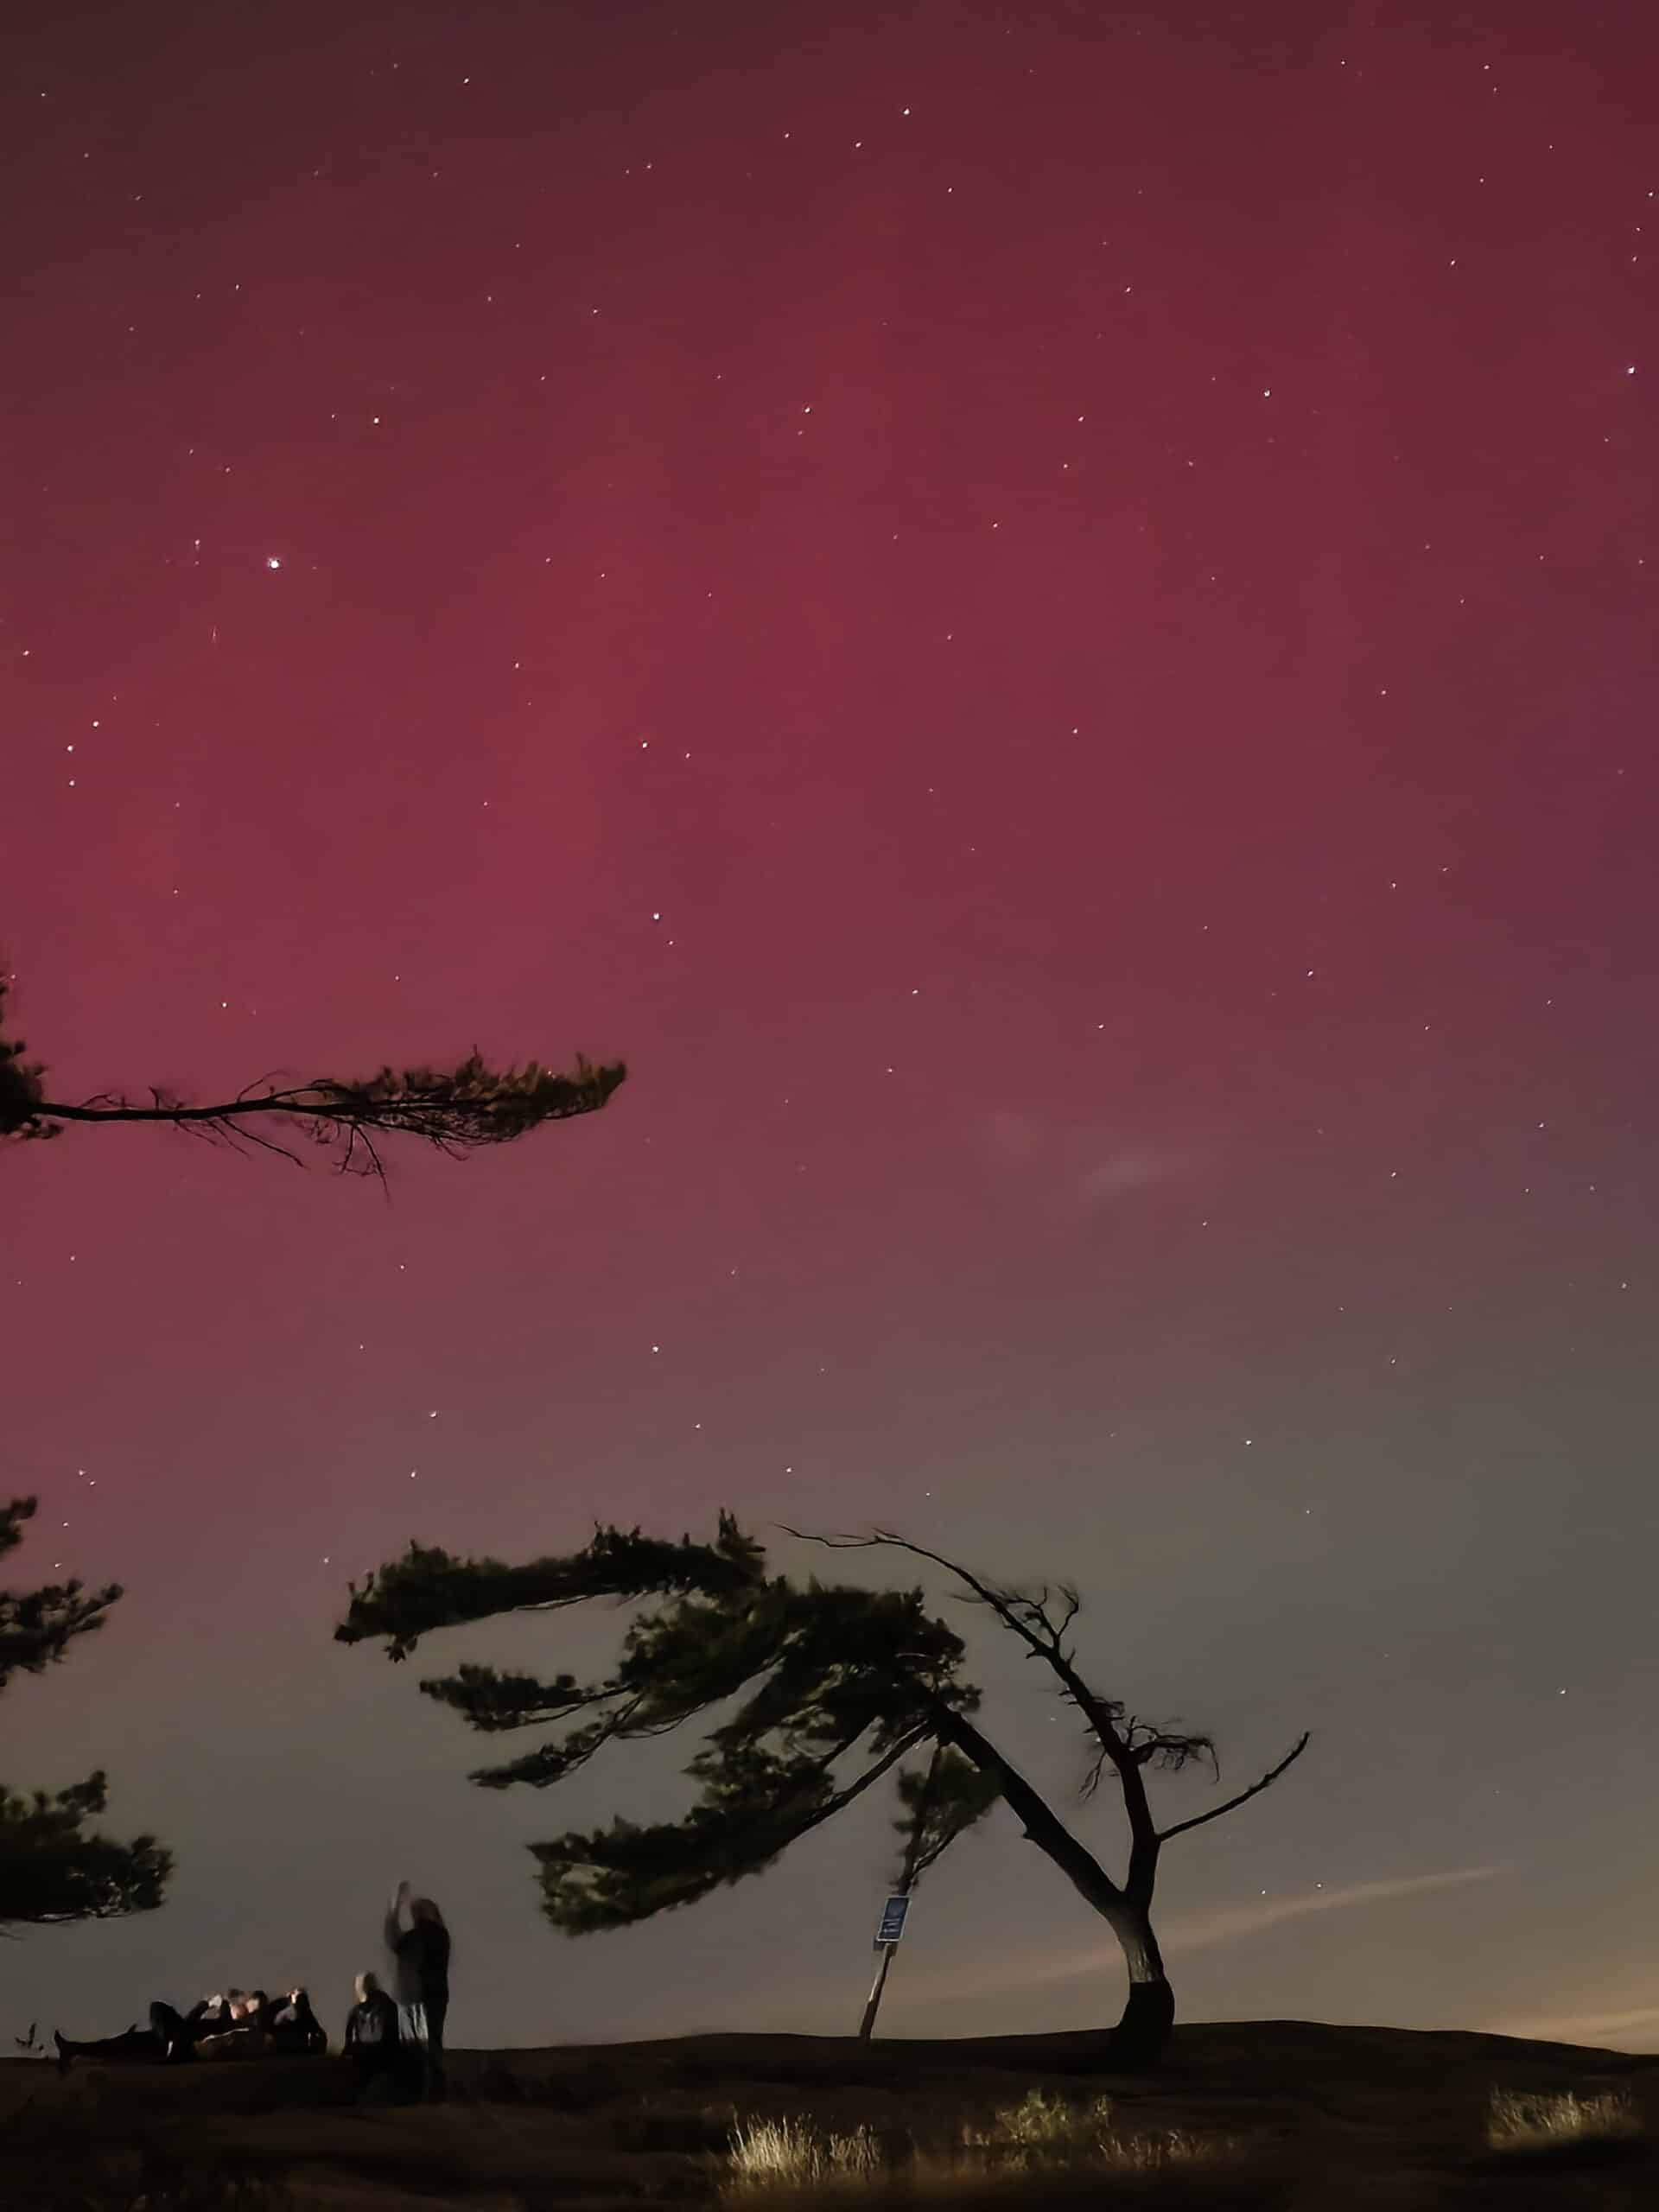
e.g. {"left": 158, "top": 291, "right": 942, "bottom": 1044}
{"left": 1486, "top": 2086, "right": 1643, "bottom": 2157}
{"left": 725, "top": 2096, "right": 1236, "bottom": 2205}
{"left": 963, "top": 2088, "right": 1114, "bottom": 2155}
{"left": 728, "top": 2114, "right": 884, "bottom": 2192}
{"left": 963, "top": 2088, "right": 1231, "bottom": 2174}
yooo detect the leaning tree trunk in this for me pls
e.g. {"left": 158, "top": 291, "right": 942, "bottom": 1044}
{"left": 928, "top": 1706, "right": 1179, "bottom": 2069}
{"left": 1102, "top": 1897, "right": 1173, "bottom": 2070}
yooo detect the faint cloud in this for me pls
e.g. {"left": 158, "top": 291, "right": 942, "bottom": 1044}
{"left": 977, "top": 1111, "right": 1211, "bottom": 1217}
{"left": 904, "top": 1864, "right": 1507, "bottom": 2005}
{"left": 1159, "top": 1863, "right": 1510, "bottom": 1959}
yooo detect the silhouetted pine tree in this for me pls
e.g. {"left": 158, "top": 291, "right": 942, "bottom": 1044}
{"left": 0, "top": 972, "right": 624, "bottom": 1180}
{"left": 336, "top": 1516, "right": 1306, "bottom": 2067}
{"left": 0, "top": 1498, "right": 169, "bottom": 1930}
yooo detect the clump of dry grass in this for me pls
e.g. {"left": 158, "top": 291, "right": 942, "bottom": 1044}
{"left": 1486, "top": 2086, "right": 1643, "bottom": 2157}
{"left": 723, "top": 2092, "right": 1235, "bottom": 2207}
{"left": 963, "top": 2088, "right": 1113, "bottom": 2156}
{"left": 728, "top": 2114, "right": 884, "bottom": 2193}
{"left": 963, "top": 2087, "right": 1232, "bottom": 2175}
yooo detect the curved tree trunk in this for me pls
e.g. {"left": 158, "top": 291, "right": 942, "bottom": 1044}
{"left": 929, "top": 1707, "right": 1178, "bottom": 2069}
{"left": 1102, "top": 1902, "right": 1173, "bottom": 2070}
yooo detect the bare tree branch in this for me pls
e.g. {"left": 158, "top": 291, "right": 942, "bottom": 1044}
{"left": 786, "top": 1526, "right": 1135, "bottom": 1769}
{"left": 1155, "top": 1732, "right": 1312, "bottom": 1843}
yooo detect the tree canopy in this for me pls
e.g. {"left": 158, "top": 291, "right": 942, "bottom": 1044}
{"left": 1, "top": 971, "right": 625, "bottom": 1180}
{"left": 343, "top": 1516, "right": 979, "bottom": 1928}
{"left": 0, "top": 1498, "right": 170, "bottom": 1931}
{"left": 338, "top": 1514, "right": 1306, "bottom": 2063}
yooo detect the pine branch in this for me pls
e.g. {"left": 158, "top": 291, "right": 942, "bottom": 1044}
{"left": 791, "top": 1527, "right": 1140, "bottom": 1775}
{"left": 27, "top": 1055, "right": 625, "bottom": 1179}
{"left": 470, "top": 1698, "right": 648, "bottom": 1789}
{"left": 892, "top": 1745, "right": 1000, "bottom": 1882}
{"left": 529, "top": 1725, "right": 930, "bottom": 1931}
{"left": 338, "top": 1516, "right": 767, "bottom": 1661}
{"left": 2, "top": 972, "right": 625, "bottom": 1181}
{"left": 0, "top": 1497, "right": 170, "bottom": 1930}
{"left": 416, "top": 1662, "right": 618, "bottom": 1733}
{"left": 0, "top": 1500, "right": 122, "bottom": 1698}
{"left": 0, "top": 1774, "right": 171, "bottom": 1929}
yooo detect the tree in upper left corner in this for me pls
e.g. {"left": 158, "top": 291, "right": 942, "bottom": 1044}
{"left": 0, "top": 969, "right": 625, "bottom": 1182}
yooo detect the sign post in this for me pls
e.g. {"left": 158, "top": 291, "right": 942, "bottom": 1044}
{"left": 858, "top": 1733, "right": 948, "bottom": 2041}
{"left": 859, "top": 1895, "right": 912, "bottom": 2041}
{"left": 874, "top": 1895, "right": 911, "bottom": 1948}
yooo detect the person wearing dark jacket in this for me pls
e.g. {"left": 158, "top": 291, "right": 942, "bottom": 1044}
{"left": 385, "top": 1881, "right": 451, "bottom": 2100}
{"left": 342, "top": 1971, "right": 401, "bottom": 2100}
{"left": 266, "top": 1987, "right": 327, "bottom": 2054}
{"left": 195, "top": 1989, "right": 276, "bottom": 2059}
{"left": 55, "top": 1990, "right": 243, "bottom": 2069}
{"left": 54, "top": 2020, "right": 162, "bottom": 2069}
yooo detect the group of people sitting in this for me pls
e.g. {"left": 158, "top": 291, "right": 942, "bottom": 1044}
{"left": 52, "top": 1884, "right": 452, "bottom": 2104}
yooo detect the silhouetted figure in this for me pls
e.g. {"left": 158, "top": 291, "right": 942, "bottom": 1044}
{"left": 385, "top": 1881, "right": 451, "bottom": 2100}
{"left": 151, "top": 2000, "right": 204, "bottom": 2060}
{"left": 195, "top": 1989, "right": 273, "bottom": 2058}
{"left": 266, "top": 1986, "right": 327, "bottom": 2054}
{"left": 54, "top": 1986, "right": 313, "bottom": 2070}
{"left": 55, "top": 2023, "right": 159, "bottom": 2070}
{"left": 55, "top": 1991, "right": 228, "bottom": 2069}
{"left": 342, "top": 1970, "right": 401, "bottom": 2101}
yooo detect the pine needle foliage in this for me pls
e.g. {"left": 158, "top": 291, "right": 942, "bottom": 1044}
{"left": 339, "top": 1516, "right": 979, "bottom": 1931}
{"left": 338, "top": 1514, "right": 1306, "bottom": 2067}
{"left": 0, "top": 971, "right": 624, "bottom": 1179}
{"left": 0, "top": 1498, "right": 170, "bottom": 1930}
{"left": 891, "top": 1749, "right": 1001, "bottom": 1884}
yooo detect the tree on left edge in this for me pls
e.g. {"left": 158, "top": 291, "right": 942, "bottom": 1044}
{"left": 0, "top": 1497, "right": 170, "bottom": 1930}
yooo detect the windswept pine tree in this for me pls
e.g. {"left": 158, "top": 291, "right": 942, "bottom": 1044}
{"left": 336, "top": 1516, "right": 1307, "bottom": 2067}
{"left": 0, "top": 1498, "right": 170, "bottom": 1931}
{"left": 0, "top": 971, "right": 624, "bottom": 1181}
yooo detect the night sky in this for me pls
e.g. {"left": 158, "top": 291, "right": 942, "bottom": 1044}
{"left": 5, "top": 0, "right": 1656, "bottom": 2054}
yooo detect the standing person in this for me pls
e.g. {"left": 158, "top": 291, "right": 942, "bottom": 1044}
{"left": 341, "top": 1972, "right": 400, "bottom": 2101}
{"left": 385, "top": 1880, "right": 451, "bottom": 2100}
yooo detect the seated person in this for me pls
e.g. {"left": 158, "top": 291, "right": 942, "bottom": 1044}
{"left": 195, "top": 1990, "right": 271, "bottom": 2059}
{"left": 341, "top": 1971, "right": 401, "bottom": 2099}
{"left": 265, "top": 1986, "right": 327, "bottom": 2054}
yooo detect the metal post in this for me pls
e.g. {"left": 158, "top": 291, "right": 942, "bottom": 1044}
{"left": 858, "top": 1942, "right": 898, "bottom": 2041}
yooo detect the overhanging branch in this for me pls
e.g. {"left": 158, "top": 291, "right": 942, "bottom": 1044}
{"left": 789, "top": 1524, "right": 1139, "bottom": 1786}
{"left": 1155, "top": 1732, "right": 1311, "bottom": 1844}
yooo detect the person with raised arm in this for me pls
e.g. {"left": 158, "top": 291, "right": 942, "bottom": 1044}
{"left": 384, "top": 1879, "right": 451, "bottom": 2099}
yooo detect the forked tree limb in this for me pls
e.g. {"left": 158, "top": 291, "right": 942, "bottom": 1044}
{"left": 1155, "top": 1732, "right": 1312, "bottom": 1843}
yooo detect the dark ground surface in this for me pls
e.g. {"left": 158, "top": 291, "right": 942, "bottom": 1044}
{"left": 5, "top": 2020, "right": 1659, "bottom": 2209}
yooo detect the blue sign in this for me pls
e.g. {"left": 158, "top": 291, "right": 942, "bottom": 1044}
{"left": 874, "top": 1894, "right": 911, "bottom": 1946}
